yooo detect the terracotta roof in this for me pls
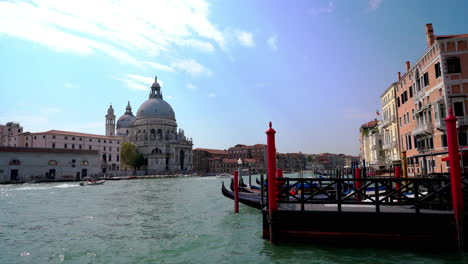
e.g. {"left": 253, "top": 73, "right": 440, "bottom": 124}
{"left": 436, "top": 34, "right": 468, "bottom": 40}
{"left": 360, "top": 120, "right": 378, "bottom": 129}
{"left": 193, "top": 148, "right": 228, "bottom": 155}
{"left": 244, "top": 158, "right": 258, "bottom": 163}
{"left": 36, "top": 130, "right": 119, "bottom": 140}
{"left": 222, "top": 158, "right": 238, "bottom": 163}
{"left": 0, "top": 147, "right": 99, "bottom": 155}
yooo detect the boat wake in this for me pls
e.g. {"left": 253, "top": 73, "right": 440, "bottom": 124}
{"left": 10, "top": 183, "right": 79, "bottom": 191}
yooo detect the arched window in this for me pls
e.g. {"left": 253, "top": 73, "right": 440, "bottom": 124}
{"left": 102, "top": 154, "right": 107, "bottom": 162}
{"left": 150, "top": 129, "right": 156, "bottom": 140}
{"left": 152, "top": 148, "right": 162, "bottom": 154}
{"left": 9, "top": 159, "right": 21, "bottom": 165}
{"left": 166, "top": 129, "right": 170, "bottom": 140}
{"left": 80, "top": 160, "right": 88, "bottom": 166}
{"left": 48, "top": 160, "right": 58, "bottom": 166}
{"left": 157, "top": 129, "right": 163, "bottom": 141}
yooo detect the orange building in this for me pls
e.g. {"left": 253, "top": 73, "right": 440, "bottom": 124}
{"left": 395, "top": 24, "right": 468, "bottom": 176}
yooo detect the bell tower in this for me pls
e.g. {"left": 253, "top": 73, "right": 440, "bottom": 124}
{"left": 105, "top": 104, "right": 116, "bottom": 136}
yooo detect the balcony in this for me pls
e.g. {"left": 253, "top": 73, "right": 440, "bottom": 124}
{"left": 382, "top": 140, "right": 398, "bottom": 150}
{"left": 381, "top": 116, "right": 396, "bottom": 127}
{"left": 414, "top": 89, "right": 425, "bottom": 101}
{"left": 411, "top": 123, "right": 434, "bottom": 136}
{"left": 457, "top": 116, "right": 468, "bottom": 127}
{"left": 435, "top": 118, "right": 446, "bottom": 130}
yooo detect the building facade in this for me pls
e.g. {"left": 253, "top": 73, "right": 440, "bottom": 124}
{"left": 380, "top": 82, "right": 401, "bottom": 167}
{"left": 1, "top": 130, "right": 121, "bottom": 174}
{"left": 0, "top": 147, "right": 100, "bottom": 183}
{"left": 395, "top": 24, "right": 468, "bottom": 176}
{"left": 193, "top": 148, "right": 228, "bottom": 174}
{"left": 112, "top": 76, "right": 193, "bottom": 173}
{"left": 359, "top": 120, "right": 385, "bottom": 169}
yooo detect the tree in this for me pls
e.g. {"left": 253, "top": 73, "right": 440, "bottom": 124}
{"left": 121, "top": 142, "right": 137, "bottom": 170}
{"left": 121, "top": 142, "right": 146, "bottom": 173}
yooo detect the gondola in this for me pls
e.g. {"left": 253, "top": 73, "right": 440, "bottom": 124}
{"left": 221, "top": 182, "right": 263, "bottom": 210}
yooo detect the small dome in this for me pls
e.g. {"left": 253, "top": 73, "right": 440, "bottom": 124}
{"left": 107, "top": 105, "right": 114, "bottom": 115}
{"left": 136, "top": 97, "right": 175, "bottom": 120}
{"left": 117, "top": 114, "right": 136, "bottom": 128}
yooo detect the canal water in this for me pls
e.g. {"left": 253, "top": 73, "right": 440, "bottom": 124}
{"left": 1, "top": 176, "right": 468, "bottom": 264}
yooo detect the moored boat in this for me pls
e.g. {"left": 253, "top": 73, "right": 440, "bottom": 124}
{"left": 79, "top": 180, "right": 106, "bottom": 186}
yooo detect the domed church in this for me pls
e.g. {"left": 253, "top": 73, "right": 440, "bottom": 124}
{"left": 105, "top": 76, "right": 193, "bottom": 173}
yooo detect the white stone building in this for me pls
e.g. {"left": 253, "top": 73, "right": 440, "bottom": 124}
{"left": 109, "top": 76, "right": 193, "bottom": 173}
{"left": 1, "top": 130, "right": 122, "bottom": 174}
{"left": 0, "top": 147, "right": 100, "bottom": 183}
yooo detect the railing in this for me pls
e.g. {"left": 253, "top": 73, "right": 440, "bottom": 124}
{"left": 411, "top": 123, "right": 434, "bottom": 136}
{"left": 457, "top": 116, "right": 468, "bottom": 127}
{"left": 272, "top": 177, "right": 454, "bottom": 213}
{"left": 382, "top": 140, "right": 397, "bottom": 150}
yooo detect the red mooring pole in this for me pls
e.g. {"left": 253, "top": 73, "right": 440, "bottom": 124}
{"left": 277, "top": 169, "right": 284, "bottom": 194}
{"left": 234, "top": 170, "right": 239, "bottom": 213}
{"left": 444, "top": 108, "right": 464, "bottom": 249}
{"left": 266, "top": 122, "right": 278, "bottom": 243}
{"left": 394, "top": 165, "right": 401, "bottom": 203}
{"left": 355, "top": 167, "right": 362, "bottom": 202}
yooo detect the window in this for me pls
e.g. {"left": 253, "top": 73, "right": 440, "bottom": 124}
{"left": 64, "top": 144, "right": 68, "bottom": 149}
{"left": 409, "top": 86, "right": 413, "bottom": 98}
{"left": 98, "top": 139, "right": 101, "bottom": 143}
{"left": 81, "top": 160, "right": 88, "bottom": 166}
{"left": 397, "top": 97, "right": 401, "bottom": 107}
{"left": 89, "top": 146, "right": 92, "bottom": 150}
{"left": 423, "top": 72, "right": 429, "bottom": 87}
{"left": 80, "top": 138, "right": 82, "bottom": 141}
{"left": 447, "top": 57, "right": 461, "bottom": 74}
{"left": 454, "top": 102, "right": 464, "bottom": 116}
{"left": 104, "top": 140, "right": 106, "bottom": 143}
{"left": 53, "top": 135, "right": 56, "bottom": 139}
{"left": 79, "top": 145, "right": 82, "bottom": 150}
{"left": 89, "top": 139, "right": 92, "bottom": 142}
{"left": 72, "top": 144, "right": 75, "bottom": 149}
{"left": 117, "top": 155, "right": 120, "bottom": 162}
{"left": 42, "top": 135, "right": 45, "bottom": 139}
{"left": 52, "top": 143, "right": 55, "bottom": 148}
{"left": 109, "top": 147, "right": 112, "bottom": 151}
{"left": 48, "top": 160, "right": 58, "bottom": 166}
{"left": 72, "top": 137, "right": 75, "bottom": 140}
{"left": 412, "top": 109, "right": 415, "bottom": 120}
{"left": 65, "top": 136, "right": 68, "bottom": 140}
{"left": 104, "top": 146, "right": 106, "bottom": 151}
{"left": 442, "top": 134, "right": 447, "bottom": 147}
{"left": 109, "top": 155, "right": 112, "bottom": 162}
{"left": 459, "top": 132, "right": 467, "bottom": 146}
{"left": 435, "top": 62, "right": 441, "bottom": 78}
{"left": 34, "top": 136, "right": 36, "bottom": 139}
{"left": 117, "top": 147, "right": 119, "bottom": 152}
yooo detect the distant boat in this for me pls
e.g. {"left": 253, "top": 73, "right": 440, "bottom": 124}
{"left": 216, "top": 173, "right": 231, "bottom": 178}
{"left": 79, "top": 180, "right": 106, "bottom": 186}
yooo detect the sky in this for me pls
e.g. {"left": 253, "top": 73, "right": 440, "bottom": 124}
{"left": 1, "top": 0, "right": 468, "bottom": 155}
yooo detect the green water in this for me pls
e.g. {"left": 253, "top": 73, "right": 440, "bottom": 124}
{"left": 1, "top": 177, "right": 467, "bottom": 264}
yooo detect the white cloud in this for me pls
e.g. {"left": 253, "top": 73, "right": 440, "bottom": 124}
{"left": 40, "top": 107, "right": 61, "bottom": 114}
{"left": 117, "top": 74, "right": 163, "bottom": 91}
{"left": 64, "top": 83, "right": 79, "bottom": 88}
{"left": 208, "top": 92, "right": 216, "bottom": 98}
{"left": 187, "top": 83, "right": 198, "bottom": 90}
{"left": 307, "top": 1, "right": 335, "bottom": 16}
{"left": 267, "top": 35, "right": 278, "bottom": 51}
{"left": 0, "top": 0, "right": 253, "bottom": 73}
{"left": 237, "top": 31, "right": 255, "bottom": 47}
{"left": 171, "top": 59, "right": 212, "bottom": 76}
{"left": 369, "top": 0, "right": 382, "bottom": 11}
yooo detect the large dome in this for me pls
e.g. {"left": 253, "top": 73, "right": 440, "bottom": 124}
{"left": 136, "top": 76, "right": 175, "bottom": 120}
{"left": 136, "top": 97, "right": 175, "bottom": 120}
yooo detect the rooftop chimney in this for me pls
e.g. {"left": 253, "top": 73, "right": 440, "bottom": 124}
{"left": 398, "top": 72, "right": 401, "bottom": 81}
{"left": 405, "top": 61, "right": 411, "bottom": 72}
{"left": 426, "top": 23, "right": 435, "bottom": 48}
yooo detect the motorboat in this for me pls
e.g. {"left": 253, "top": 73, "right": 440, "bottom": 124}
{"left": 79, "top": 180, "right": 106, "bottom": 186}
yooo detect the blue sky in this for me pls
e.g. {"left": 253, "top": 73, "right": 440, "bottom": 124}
{"left": 1, "top": 0, "right": 468, "bottom": 155}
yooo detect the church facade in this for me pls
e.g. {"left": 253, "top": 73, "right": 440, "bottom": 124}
{"left": 105, "top": 76, "right": 193, "bottom": 173}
